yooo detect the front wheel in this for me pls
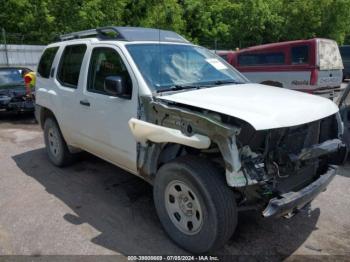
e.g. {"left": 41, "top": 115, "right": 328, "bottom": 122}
{"left": 153, "top": 156, "right": 237, "bottom": 254}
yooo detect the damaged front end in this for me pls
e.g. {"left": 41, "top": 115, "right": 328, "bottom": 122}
{"left": 231, "top": 113, "right": 347, "bottom": 217}
{"left": 131, "top": 95, "right": 346, "bottom": 219}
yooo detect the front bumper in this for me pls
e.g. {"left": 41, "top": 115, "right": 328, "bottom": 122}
{"left": 0, "top": 99, "right": 34, "bottom": 112}
{"left": 262, "top": 165, "right": 337, "bottom": 218}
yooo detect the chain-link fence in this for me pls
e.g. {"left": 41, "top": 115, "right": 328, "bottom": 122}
{"left": 1, "top": 29, "right": 45, "bottom": 70}
{"left": 198, "top": 38, "right": 263, "bottom": 52}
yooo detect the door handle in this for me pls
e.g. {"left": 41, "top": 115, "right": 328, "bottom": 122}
{"left": 80, "top": 100, "right": 90, "bottom": 107}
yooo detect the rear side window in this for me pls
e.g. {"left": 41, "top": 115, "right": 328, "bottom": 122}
{"left": 57, "top": 44, "right": 87, "bottom": 88}
{"left": 37, "top": 47, "right": 59, "bottom": 78}
{"left": 292, "top": 45, "right": 309, "bottom": 64}
{"left": 238, "top": 53, "right": 285, "bottom": 66}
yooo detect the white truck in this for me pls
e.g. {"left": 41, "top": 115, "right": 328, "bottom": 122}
{"left": 35, "top": 27, "right": 347, "bottom": 254}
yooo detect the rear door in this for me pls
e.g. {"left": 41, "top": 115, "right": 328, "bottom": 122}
{"left": 54, "top": 43, "right": 88, "bottom": 144}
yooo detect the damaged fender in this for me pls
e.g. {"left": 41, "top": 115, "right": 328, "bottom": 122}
{"left": 134, "top": 97, "right": 244, "bottom": 182}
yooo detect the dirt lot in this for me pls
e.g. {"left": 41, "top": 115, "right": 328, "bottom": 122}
{"left": 0, "top": 112, "right": 349, "bottom": 259}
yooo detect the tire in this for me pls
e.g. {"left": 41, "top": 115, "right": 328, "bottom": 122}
{"left": 44, "top": 117, "right": 75, "bottom": 167}
{"left": 153, "top": 156, "right": 237, "bottom": 254}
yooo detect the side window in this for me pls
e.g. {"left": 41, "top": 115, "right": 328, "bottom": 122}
{"left": 87, "top": 47, "right": 132, "bottom": 98}
{"left": 238, "top": 52, "right": 285, "bottom": 66}
{"left": 292, "top": 45, "right": 309, "bottom": 64}
{"left": 57, "top": 44, "right": 87, "bottom": 88}
{"left": 37, "top": 47, "right": 59, "bottom": 78}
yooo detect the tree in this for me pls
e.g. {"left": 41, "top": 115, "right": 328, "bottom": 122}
{"left": 0, "top": 0, "right": 54, "bottom": 44}
{"left": 1, "top": 0, "right": 350, "bottom": 46}
{"left": 182, "top": 0, "right": 241, "bottom": 47}
{"left": 280, "top": 0, "right": 350, "bottom": 44}
{"left": 124, "top": 0, "right": 186, "bottom": 32}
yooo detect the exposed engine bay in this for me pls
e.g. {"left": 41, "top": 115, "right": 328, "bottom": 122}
{"left": 229, "top": 113, "right": 346, "bottom": 211}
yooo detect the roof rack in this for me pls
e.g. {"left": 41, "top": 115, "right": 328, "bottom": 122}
{"left": 59, "top": 27, "right": 123, "bottom": 41}
{"left": 58, "top": 26, "right": 189, "bottom": 43}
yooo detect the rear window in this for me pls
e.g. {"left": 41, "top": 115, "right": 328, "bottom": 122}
{"left": 38, "top": 47, "right": 59, "bottom": 78}
{"left": 292, "top": 45, "right": 309, "bottom": 64}
{"left": 57, "top": 44, "right": 87, "bottom": 88}
{"left": 318, "top": 39, "right": 343, "bottom": 70}
{"left": 238, "top": 52, "right": 285, "bottom": 66}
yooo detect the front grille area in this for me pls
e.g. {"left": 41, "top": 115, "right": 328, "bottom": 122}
{"left": 264, "top": 118, "right": 333, "bottom": 192}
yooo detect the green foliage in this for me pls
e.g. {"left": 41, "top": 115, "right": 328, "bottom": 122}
{"left": 1, "top": 0, "right": 350, "bottom": 47}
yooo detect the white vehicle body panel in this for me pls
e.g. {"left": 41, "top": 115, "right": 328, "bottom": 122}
{"left": 159, "top": 83, "right": 339, "bottom": 130}
{"left": 243, "top": 70, "right": 343, "bottom": 90}
{"left": 37, "top": 40, "right": 139, "bottom": 174}
{"left": 317, "top": 69, "right": 343, "bottom": 88}
{"left": 243, "top": 71, "right": 311, "bottom": 90}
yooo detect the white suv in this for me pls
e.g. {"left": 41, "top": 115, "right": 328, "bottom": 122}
{"left": 35, "top": 27, "right": 347, "bottom": 253}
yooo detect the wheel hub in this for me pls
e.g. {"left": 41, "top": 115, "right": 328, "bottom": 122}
{"left": 48, "top": 127, "right": 60, "bottom": 157}
{"left": 178, "top": 195, "right": 194, "bottom": 216}
{"left": 165, "top": 180, "right": 203, "bottom": 235}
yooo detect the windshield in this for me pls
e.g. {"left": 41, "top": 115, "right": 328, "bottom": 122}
{"left": 0, "top": 68, "right": 25, "bottom": 88}
{"left": 126, "top": 44, "right": 248, "bottom": 92}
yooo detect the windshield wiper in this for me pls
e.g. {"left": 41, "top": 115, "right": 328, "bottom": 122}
{"left": 156, "top": 84, "right": 201, "bottom": 93}
{"left": 156, "top": 80, "right": 245, "bottom": 93}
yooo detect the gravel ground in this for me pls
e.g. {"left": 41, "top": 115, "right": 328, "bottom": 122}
{"left": 0, "top": 112, "right": 349, "bottom": 260}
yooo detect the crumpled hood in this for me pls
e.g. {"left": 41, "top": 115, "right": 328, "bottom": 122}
{"left": 157, "top": 83, "right": 339, "bottom": 130}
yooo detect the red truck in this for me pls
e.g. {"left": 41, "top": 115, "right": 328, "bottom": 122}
{"left": 217, "top": 38, "right": 344, "bottom": 100}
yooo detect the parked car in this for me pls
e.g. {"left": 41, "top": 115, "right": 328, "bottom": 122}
{"left": 35, "top": 27, "right": 347, "bottom": 254}
{"left": 0, "top": 67, "right": 35, "bottom": 112}
{"left": 339, "top": 45, "right": 350, "bottom": 81}
{"left": 217, "top": 38, "right": 344, "bottom": 100}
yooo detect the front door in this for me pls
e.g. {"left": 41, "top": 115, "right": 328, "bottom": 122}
{"left": 76, "top": 45, "right": 138, "bottom": 174}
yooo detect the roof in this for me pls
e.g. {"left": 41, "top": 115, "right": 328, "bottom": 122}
{"left": 58, "top": 26, "right": 189, "bottom": 44}
{"left": 215, "top": 38, "right": 337, "bottom": 55}
{"left": 240, "top": 38, "right": 338, "bottom": 52}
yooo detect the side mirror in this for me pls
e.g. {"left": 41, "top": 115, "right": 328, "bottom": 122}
{"left": 104, "top": 76, "right": 129, "bottom": 97}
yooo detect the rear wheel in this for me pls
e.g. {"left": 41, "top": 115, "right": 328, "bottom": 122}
{"left": 153, "top": 156, "right": 237, "bottom": 254}
{"left": 44, "top": 118, "right": 75, "bottom": 167}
